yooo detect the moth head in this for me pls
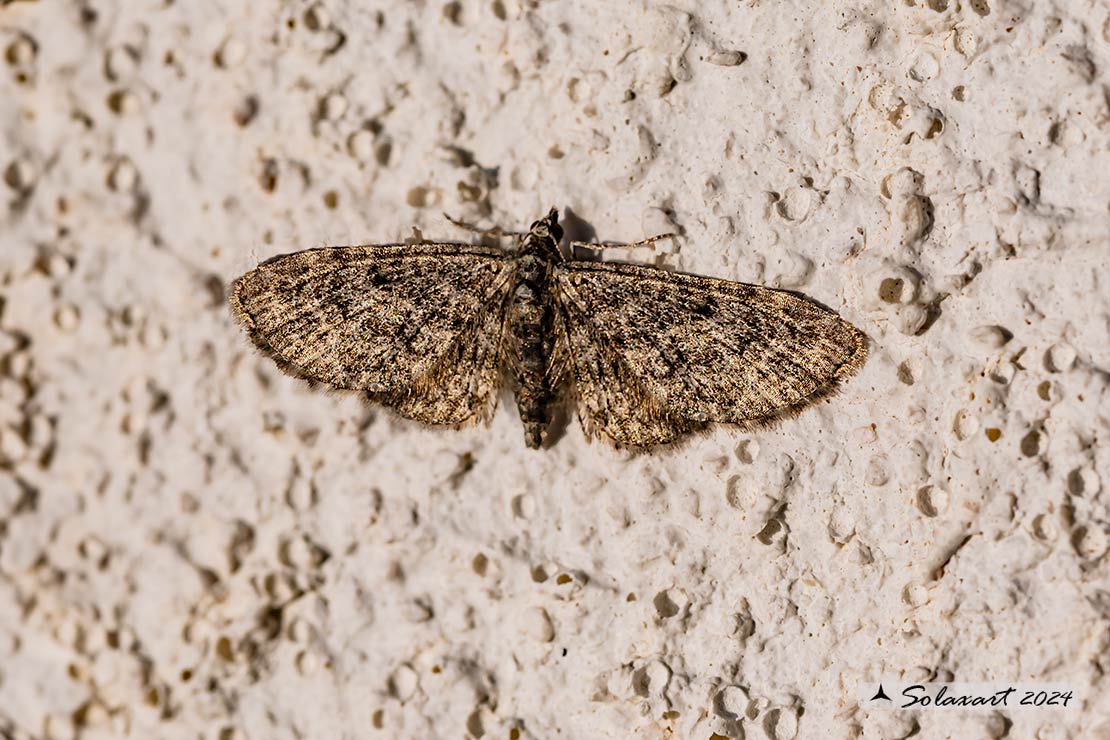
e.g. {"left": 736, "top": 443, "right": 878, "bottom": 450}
{"left": 529, "top": 208, "right": 563, "bottom": 243}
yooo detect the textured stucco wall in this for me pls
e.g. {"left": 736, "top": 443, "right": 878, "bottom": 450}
{"left": 0, "top": 0, "right": 1108, "bottom": 738}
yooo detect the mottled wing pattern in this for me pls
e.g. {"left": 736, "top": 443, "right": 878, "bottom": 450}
{"left": 552, "top": 261, "right": 868, "bottom": 446}
{"left": 230, "top": 243, "right": 516, "bottom": 426}
{"left": 368, "top": 290, "right": 514, "bottom": 425}
{"left": 548, "top": 302, "right": 698, "bottom": 446}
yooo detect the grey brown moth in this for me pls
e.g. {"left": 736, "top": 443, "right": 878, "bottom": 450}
{"left": 230, "top": 208, "right": 867, "bottom": 448}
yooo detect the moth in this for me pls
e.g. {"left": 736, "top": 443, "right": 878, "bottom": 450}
{"left": 229, "top": 208, "right": 867, "bottom": 448}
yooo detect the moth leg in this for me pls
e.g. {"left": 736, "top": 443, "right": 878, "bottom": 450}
{"left": 569, "top": 233, "right": 677, "bottom": 259}
{"left": 444, "top": 213, "right": 526, "bottom": 240}
{"left": 403, "top": 226, "right": 433, "bottom": 245}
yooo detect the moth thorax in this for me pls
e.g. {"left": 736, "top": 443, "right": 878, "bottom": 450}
{"left": 518, "top": 254, "right": 548, "bottom": 284}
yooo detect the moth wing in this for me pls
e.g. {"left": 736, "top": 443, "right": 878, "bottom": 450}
{"left": 368, "top": 286, "right": 515, "bottom": 426}
{"left": 231, "top": 243, "right": 516, "bottom": 425}
{"left": 552, "top": 260, "right": 867, "bottom": 446}
{"left": 548, "top": 301, "right": 698, "bottom": 447}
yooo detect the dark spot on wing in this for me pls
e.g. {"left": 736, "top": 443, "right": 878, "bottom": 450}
{"left": 693, "top": 296, "right": 717, "bottom": 317}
